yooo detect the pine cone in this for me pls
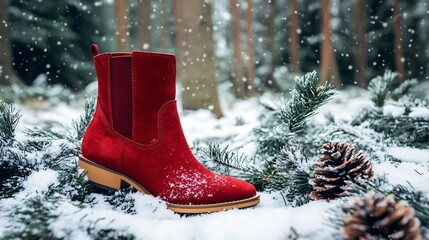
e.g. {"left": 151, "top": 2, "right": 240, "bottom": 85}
{"left": 309, "top": 142, "right": 374, "bottom": 200}
{"left": 342, "top": 191, "right": 424, "bottom": 240}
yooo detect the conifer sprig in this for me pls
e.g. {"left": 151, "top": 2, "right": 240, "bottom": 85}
{"left": 368, "top": 70, "right": 397, "bottom": 107}
{"left": 0, "top": 102, "right": 20, "bottom": 143}
{"left": 72, "top": 97, "right": 96, "bottom": 141}
{"left": 278, "top": 71, "right": 335, "bottom": 133}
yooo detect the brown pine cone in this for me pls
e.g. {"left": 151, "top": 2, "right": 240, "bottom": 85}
{"left": 309, "top": 142, "right": 374, "bottom": 200}
{"left": 342, "top": 191, "right": 424, "bottom": 240}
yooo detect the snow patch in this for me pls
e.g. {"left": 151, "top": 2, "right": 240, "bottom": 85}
{"left": 21, "top": 169, "right": 59, "bottom": 196}
{"left": 409, "top": 106, "right": 429, "bottom": 119}
{"left": 49, "top": 200, "right": 335, "bottom": 240}
{"left": 383, "top": 105, "right": 405, "bottom": 117}
{"left": 387, "top": 147, "right": 429, "bottom": 163}
{"left": 132, "top": 194, "right": 175, "bottom": 219}
{"left": 374, "top": 162, "right": 429, "bottom": 193}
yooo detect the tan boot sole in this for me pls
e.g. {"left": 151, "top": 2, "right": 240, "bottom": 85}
{"left": 78, "top": 155, "right": 260, "bottom": 214}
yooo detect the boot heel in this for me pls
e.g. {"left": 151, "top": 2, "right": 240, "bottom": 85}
{"left": 78, "top": 156, "right": 122, "bottom": 192}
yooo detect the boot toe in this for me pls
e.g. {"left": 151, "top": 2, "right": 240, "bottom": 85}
{"left": 225, "top": 176, "right": 257, "bottom": 201}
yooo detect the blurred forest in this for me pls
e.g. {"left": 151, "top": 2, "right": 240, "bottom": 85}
{"left": 0, "top": 0, "right": 428, "bottom": 114}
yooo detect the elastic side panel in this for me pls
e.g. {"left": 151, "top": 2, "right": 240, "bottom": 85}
{"left": 110, "top": 56, "right": 132, "bottom": 139}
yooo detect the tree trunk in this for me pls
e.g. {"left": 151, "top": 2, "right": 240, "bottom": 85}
{"left": 230, "top": 0, "right": 246, "bottom": 99}
{"left": 160, "top": 0, "right": 169, "bottom": 52}
{"left": 137, "top": 0, "right": 152, "bottom": 50}
{"left": 320, "top": 0, "right": 341, "bottom": 88}
{"left": 0, "top": 0, "right": 14, "bottom": 85}
{"left": 266, "top": 0, "right": 279, "bottom": 89}
{"left": 290, "top": 0, "right": 300, "bottom": 73}
{"left": 245, "top": 0, "right": 256, "bottom": 96}
{"left": 115, "top": 0, "right": 129, "bottom": 52}
{"left": 393, "top": 0, "right": 405, "bottom": 83}
{"left": 352, "top": 0, "right": 367, "bottom": 88}
{"left": 174, "top": 0, "right": 223, "bottom": 118}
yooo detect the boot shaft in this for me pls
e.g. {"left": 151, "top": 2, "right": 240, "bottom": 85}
{"left": 91, "top": 44, "right": 176, "bottom": 144}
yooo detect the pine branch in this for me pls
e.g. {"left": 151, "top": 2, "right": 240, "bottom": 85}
{"left": 350, "top": 105, "right": 429, "bottom": 147}
{"left": 198, "top": 141, "right": 252, "bottom": 176}
{"left": 1, "top": 196, "right": 136, "bottom": 239}
{"left": 368, "top": 70, "right": 419, "bottom": 107}
{"left": 368, "top": 70, "right": 397, "bottom": 107}
{"left": 255, "top": 71, "right": 335, "bottom": 158}
{"left": 0, "top": 99, "right": 95, "bottom": 200}
{"left": 72, "top": 97, "right": 96, "bottom": 141}
{"left": 391, "top": 78, "right": 418, "bottom": 101}
{"left": 208, "top": 142, "right": 250, "bottom": 171}
{"left": 278, "top": 71, "right": 335, "bottom": 133}
{"left": 105, "top": 190, "right": 137, "bottom": 214}
{"left": 247, "top": 146, "right": 313, "bottom": 206}
{"left": 0, "top": 102, "right": 21, "bottom": 143}
{"left": 353, "top": 75, "right": 429, "bottom": 146}
{"left": 2, "top": 196, "right": 59, "bottom": 239}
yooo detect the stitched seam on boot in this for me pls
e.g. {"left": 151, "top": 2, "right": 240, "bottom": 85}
{"left": 106, "top": 54, "right": 113, "bottom": 125}
{"left": 95, "top": 54, "right": 113, "bottom": 125}
{"left": 117, "top": 139, "right": 123, "bottom": 172}
{"left": 132, "top": 51, "right": 175, "bottom": 59}
{"left": 167, "top": 195, "right": 260, "bottom": 207}
{"left": 131, "top": 55, "right": 137, "bottom": 141}
{"left": 94, "top": 52, "right": 175, "bottom": 59}
{"left": 122, "top": 99, "right": 169, "bottom": 150}
{"left": 95, "top": 99, "right": 175, "bottom": 151}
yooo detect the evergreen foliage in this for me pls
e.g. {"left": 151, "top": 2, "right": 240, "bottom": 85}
{"left": 72, "top": 96, "right": 96, "bottom": 142}
{"left": 255, "top": 71, "right": 335, "bottom": 157}
{"left": 0, "top": 102, "right": 20, "bottom": 142}
{"left": 0, "top": 70, "right": 428, "bottom": 237}
{"left": 105, "top": 190, "right": 138, "bottom": 215}
{"left": 2, "top": 197, "right": 59, "bottom": 240}
{"left": 368, "top": 70, "right": 398, "bottom": 107}
{"left": 0, "top": 98, "right": 142, "bottom": 238}
{"left": 278, "top": 71, "right": 336, "bottom": 133}
{"left": 9, "top": 0, "right": 112, "bottom": 89}
{"left": 0, "top": 99, "right": 93, "bottom": 200}
{"left": 196, "top": 141, "right": 252, "bottom": 177}
{"left": 0, "top": 196, "right": 137, "bottom": 239}
{"left": 353, "top": 71, "right": 429, "bottom": 147}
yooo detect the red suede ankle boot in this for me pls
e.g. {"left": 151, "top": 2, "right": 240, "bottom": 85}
{"left": 78, "top": 44, "right": 260, "bottom": 213}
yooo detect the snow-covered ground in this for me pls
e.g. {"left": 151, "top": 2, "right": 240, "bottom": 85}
{"left": 3, "top": 87, "right": 429, "bottom": 239}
